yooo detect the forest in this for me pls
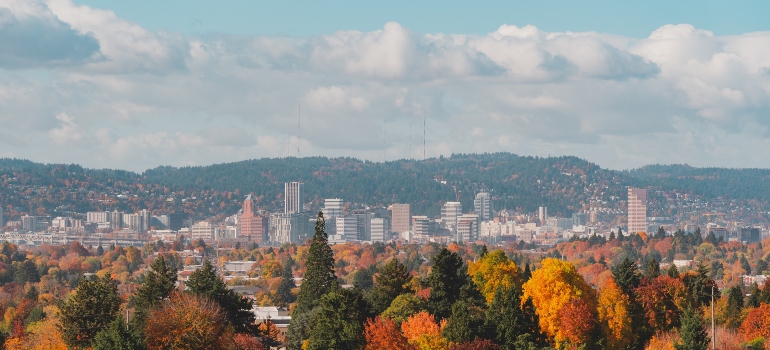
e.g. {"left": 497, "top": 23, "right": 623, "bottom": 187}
{"left": 1, "top": 214, "right": 770, "bottom": 349}
{"left": 3, "top": 153, "right": 770, "bottom": 220}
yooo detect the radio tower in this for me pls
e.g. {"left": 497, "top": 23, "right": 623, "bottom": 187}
{"left": 409, "top": 122, "right": 412, "bottom": 160}
{"left": 423, "top": 115, "right": 426, "bottom": 160}
{"left": 382, "top": 120, "right": 386, "bottom": 162}
{"left": 297, "top": 102, "right": 301, "bottom": 157}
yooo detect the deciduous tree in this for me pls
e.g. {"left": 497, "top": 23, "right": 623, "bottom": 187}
{"left": 401, "top": 311, "right": 449, "bottom": 350}
{"left": 145, "top": 293, "right": 226, "bottom": 350}
{"left": 364, "top": 316, "right": 414, "bottom": 350}
{"left": 467, "top": 250, "right": 521, "bottom": 303}
{"left": 597, "top": 277, "right": 634, "bottom": 349}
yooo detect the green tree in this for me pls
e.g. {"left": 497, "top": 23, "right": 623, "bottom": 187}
{"left": 442, "top": 299, "right": 486, "bottom": 344}
{"left": 740, "top": 255, "right": 752, "bottom": 275}
{"left": 746, "top": 282, "right": 769, "bottom": 308}
{"left": 186, "top": 259, "right": 256, "bottom": 334}
{"left": 131, "top": 255, "right": 177, "bottom": 331}
{"left": 381, "top": 293, "right": 423, "bottom": 325}
{"left": 276, "top": 258, "right": 297, "bottom": 306}
{"left": 682, "top": 262, "right": 718, "bottom": 307}
{"left": 352, "top": 268, "right": 374, "bottom": 290}
{"left": 306, "top": 287, "right": 368, "bottom": 350}
{"left": 426, "top": 247, "right": 478, "bottom": 319}
{"left": 612, "top": 257, "right": 640, "bottom": 295}
{"left": 485, "top": 285, "right": 547, "bottom": 350}
{"left": 294, "top": 212, "right": 337, "bottom": 316}
{"left": 646, "top": 258, "right": 661, "bottom": 278}
{"left": 367, "top": 258, "right": 411, "bottom": 314}
{"left": 285, "top": 307, "right": 319, "bottom": 350}
{"left": 92, "top": 317, "right": 143, "bottom": 350}
{"left": 674, "top": 308, "right": 709, "bottom": 350}
{"left": 58, "top": 275, "right": 121, "bottom": 349}
{"left": 667, "top": 264, "right": 680, "bottom": 278}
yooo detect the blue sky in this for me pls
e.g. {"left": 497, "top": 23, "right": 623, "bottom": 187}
{"left": 1, "top": 0, "right": 770, "bottom": 171}
{"left": 73, "top": 0, "right": 770, "bottom": 37}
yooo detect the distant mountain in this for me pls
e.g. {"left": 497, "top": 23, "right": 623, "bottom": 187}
{"left": 1, "top": 154, "right": 769, "bottom": 220}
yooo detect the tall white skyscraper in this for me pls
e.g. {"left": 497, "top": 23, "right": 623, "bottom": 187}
{"left": 628, "top": 187, "right": 647, "bottom": 234}
{"left": 370, "top": 218, "right": 390, "bottom": 242}
{"left": 474, "top": 192, "right": 492, "bottom": 221}
{"left": 441, "top": 201, "right": 462, "bottom": 233}
{"left": 538, "top": 206, "right": 548, "bottom": 225}
{"left": 322, "top": 198, "right": 343, "bottom": 218}
{"left": 284, "top": 182, "right": 304, "bottom": 214}
{"left": 0, "top": 207, "right": 3, "bottom": 228}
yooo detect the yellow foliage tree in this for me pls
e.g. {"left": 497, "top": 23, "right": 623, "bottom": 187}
{"left": 521, "top": 257, "right": 597, "bottom": 348}
{"left": 467, "top": 249, "right": 521, "bottom": 303}
{"left": 597, "top": 277, "right": 634, "bottom": 349}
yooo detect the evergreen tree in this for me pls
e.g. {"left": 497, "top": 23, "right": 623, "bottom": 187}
{"left": 746, "top": 282, "right": 769, "bottom": 308}
{"left": 276, "top": 258, "right": 297, "bottom": 306}
{"left": 426, "top": 247, "right": 477, "bottom": 319}
{"left": 522, "top": 263, "right": 532, "bottom": 282}
{"left": 443, "top": 299, "right": 486, "bottom": 343}
{"left": 612, "top": 257, "right": 640, "bottom": 295}
{"left": 740, "top": 255, "right": 752, "bottom": 275}
{"left": 92, "top": 317, "right": 143, "bottom": 350}
{"left": 485, "top": 285, "right": 546, "bottom": 349}
{"left": 306, "top": 287, "right": 368, "bottom": 350}
{"left": 131, "top": 255, "right": 177, "bottom": 331}
{"left": 646, "top": 258, "right": 661, "bottom": 278}
{"left": 96, "top": 245, "right": 105, "bottom": 256}
{"left": 755, "top": 259, "right": 768, "bottom": 275}
{"left": 294, "top": 212, "right": 337, "bottom": 316}
{"left": 674, "top": 308, "right": 710, "bottom": 350}
{"left": 186, "top": 259, "right": 256, "bottom": 334}
{"left": 352, "top": 268, "right": 374, "bottom": 290}
{"left": 668, "top": 264, "right": 680, "bottom": 278}
{"left": 59, "top": 275, "right": 121, "bottom": 349}
{"left": 366, "top": 257, "right": 411, "bottom": 314}
{"left": 682, "top": 262, "right": 718, "bottom": 307}
{"left": 656, "top": 227, "right": 667, "bottom": 239}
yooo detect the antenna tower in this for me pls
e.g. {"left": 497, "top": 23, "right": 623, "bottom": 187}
{"left": 423, "top": 115, "right": 426, "bottom": 160}
{"left": 297, "top": 102, "right": 301, "bottom": 157}
{"left": 382, "top": 120, "right": 386, "bottom": 162}
{"left": 409, "top": 122, "right": 412, "bottom": 160}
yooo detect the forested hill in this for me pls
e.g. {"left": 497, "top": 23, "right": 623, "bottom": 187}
{"left": 2, "top": 154, "right": 770, "bottom": 218}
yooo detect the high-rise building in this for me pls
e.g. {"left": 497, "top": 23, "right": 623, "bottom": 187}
{"left": 284, "top": 182, "right": 304, "bottom": 214}
{"left": 627, "top": 188, "right": 647, "bottom": 235}
{"left": 412, "top": 216, "right": 431, "bottom": 237}
{"left": 538, "top": 206, "right": 548, "bottom": 225}
{"left": 390, "top": 204, "right": 411, "bottom": 234}
{"left": 336, "top": 217, "right": 358, "bottom": 242}
{"left": 474, "top": 192, "right": 492, "bottom": 221}
{"left": 457, "top": 214, "right": 479, "bottom": 242}
{"left": 140, "top": 209, "right": 150, "bottom": 232}
{"left": 87, "top": 211, "right": 109, "bottom": 224}
{"left": 322, "top": 198, "right": 343, "bottom": 218}
{"left": 110, "top": 210, "right": 124, "bottom": 230}
{"left": 571, "top": 212, "right": 587, "bottom": 227}
{"left": 191, "top": 221, "right": 214, "bottom": 240}
{"left": 240, "top": 195, "right": 268, "bottom": 243}
{"left": 269, "top": 213, "right": 309, "bottom": 244}
{"left": 370, "top": 218, "right": 390, "bottom": 242}
{"left": 168, "top": 212, "right": 185, "bottom": 231}
{"left": 351, "top": 209, "right": 372, "bottom": 241}
{"left": 441, "top": 202, "right": 462, "bottom": 234}
{"left": 0, "top": 207, "right": 3, "bottom": 228}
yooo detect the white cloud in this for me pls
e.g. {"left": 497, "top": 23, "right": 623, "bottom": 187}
{"left": 1, "top": 0, "right": 770, "bottom": 171}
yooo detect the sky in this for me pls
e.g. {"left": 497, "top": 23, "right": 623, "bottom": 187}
{"left": 1, "top": 0, "right": 770, "bottom": 172}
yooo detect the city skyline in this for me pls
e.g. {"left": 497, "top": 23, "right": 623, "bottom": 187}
{"left": 1, "top": 1, "right": 770, "bottom": 171}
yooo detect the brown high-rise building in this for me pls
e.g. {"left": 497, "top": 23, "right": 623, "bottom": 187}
{"left": 390, "top": 203, "right": 411, "bottom": 234}
{"left": 241, "top": 195, "right": 267, "bottom": 242}
{"left": 627, "top": 187, "right": 647, "bottom": 235}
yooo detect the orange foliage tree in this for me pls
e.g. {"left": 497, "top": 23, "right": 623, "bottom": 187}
{"left": 467, "top": 250, "right": 521, "bottom": 303}
{"left": 739, "top": 303, "right": 770, "bottom": 343}
{"left": 364, "top": 316, "right": 414, "bottom": 350}
{"left": 557, "top": 298, "right": 597, "bottom": 347}
{"left": 401, "top": 311, "right": 449, "bottom": 350}
{"left": 522, "top": 258, "right": 597, "bottom": 348}
{"left": 145, "top": 293, "right": 227, "bottom": 350}
{"left": 597, "top": 277, "right": 634, "bottom": 349}
{"left": 634, "top": 275, "right": 688, "bottom": 333}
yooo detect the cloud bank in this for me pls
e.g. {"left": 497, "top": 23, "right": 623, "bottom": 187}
{"left": 1, "top": 0, "right": 769, "bottom": 171}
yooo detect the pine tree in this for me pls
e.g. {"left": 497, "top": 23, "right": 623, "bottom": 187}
{"left": 646, "top": 258, "right": 661, "bottom": 278}
{"left": 186, "top": 259, "right": 256, "bottom": 334}
{"left": 294, "top": 212, "right": 337, "bottom": 316}
{"left": 131, "top": 255, "right": 177, "bottom": 331}
{"left": 682, "top": 262, "right": 718, "bottom": 307}
{"left": 612, "top": 257, "right": 640, "bottom": 295}
{"left": 426, "top": 247, "right": 477, "bottom": 319}
{"left": 485, "top": 285, "right": 546, "bottom": 349}
{"left": 58, "top": 275, "right": 121, "bottom": 349}
{"left": 276, "top": 258, "right": 297, "bottom": 306}
{"left": 92, "top": 317, "right": 143, "bottom": 350}
{"left": 674, "top": 308, "right": 710, "bottom": 350}
{"left": 352, "top": 268, "right": 374, "bottom": 290}
{"left": 306, "top": 287, "right": 368, "bottom": 350}
{"left": 668, "top": 264, "right": 680, "bottom": 278}
{"left": 522, "top": 263, "right": 532, "bottom": 282}
{"left": 443, "top": 299, "right": 486, "bottom": 343}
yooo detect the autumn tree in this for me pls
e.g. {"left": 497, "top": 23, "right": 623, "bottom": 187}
{"left": 467, "top": 249, "right": 521, "bottom": 303}
{"left": 739, "top": 302, "right": 770, "bottom": 343}
{"left": 401, "top": 311, "right": 449, "bottom": 350}
{"left": 257, "top": 320, "right": 282, "bottom": 348}
{"left": 522, "top": 257, "right": 597, "bottom": 348}
{"left": 597, "top": 277, "right": 634, "bottom": 349}
{"left": 447, "top": 338, "right": 502, "bottom": 350}
{"left": 364, "top": 317, "right": 413, "bottom": 350}
{"left": 186, "top": 259, "right": 256, "bottom": 334}
{"left": 58, "top": 275, "right": 121, "bottom": 349}
{"left": 144, "top": 293, "right": 226, "bottom": 350}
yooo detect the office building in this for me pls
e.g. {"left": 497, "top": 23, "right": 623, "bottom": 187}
{"left": 109, "top": 210, "right": 123, "bottom": 230}
{"left": 0, "top": 207, "right": 3, "bottom": 228}
{"left": 370, "top": 218, "right": 390, "bottom": 242}
{"left": 240, "top": 195, "right": 268, "bottom": 243}
{"left": 474, "top": 192, "right": 492, "bottom": 221}
{"left": 191, "top": 221, "right": 214, "bottom": 240}
{"left": 336, "top": 217, "right": 359, "bottom": 242}
{"left": 627, "top": 188, "right": 647, "bottom": 235}
{"left": 269, "top": 213, "right": 309, "bottom": 244}
{"left": 351, "top": 210, "right": 372, "bottom": 241}
{"left": 139, "top": 209, "right": 150, "bottom": 232}
{"left": 457, "top": 214, "right": 479, "bottom": 242}
{"left": 412, "top": 216, "right": 431, "bottom": 237}
{"left": 538, "top": 206, "right": 548, "bottom": 225}
{"left": 284, "top": 182, "right": 304, "bottom": 214}
{"left": 322, "top": 198, "right": 343, "bottom": 218}
{"left": 168, "top": 212, "right": 185, "bottom": 231}
{"left": 390, "top": 204, "right": 411, "bottom": 234}
{"left": 572, "top": 212, "right": 587, "bottom": 227}
{"left": 740, "top": 227, "right": 761, "bottom": 243}
{"left": 86, "top": 211, "right": 109, "bottom": 223}
{"left": 441, "top": 202, "right": 462, "bottom": 233}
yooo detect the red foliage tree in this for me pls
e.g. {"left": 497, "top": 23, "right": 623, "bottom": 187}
{"left": 364, "top": 316, "right": 413, "bottom": 350}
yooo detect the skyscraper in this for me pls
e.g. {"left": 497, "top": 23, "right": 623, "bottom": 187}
{"left": 390, "top": 204, "right": 411, "bottom": 234}
{"left": 241, "top": 195, "right": 268, "bottom": 243}
{"left": 538, "top": 206, "right": 548, "bottom": 225}
{"left": 628, "top": 187, "right": 647, "bottom": 235}
{"left": 474, "top": 192, "right": 492, "bottom": 221}
{"left": 284, "top": 182, "right": 304, "bottom": 214}
{"left": 441, "top": 201, "right": 462, "bottom": 234}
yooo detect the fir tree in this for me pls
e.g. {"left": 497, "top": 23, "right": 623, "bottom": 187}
{"left": 186, "top": 259, "right": 256, "bottom": 334}
{"left": 646, "top": 258, "right": 661, "bottom": 278}
{"left": 131, "top": 255, "right": 177, "bottom": 331}
{"left": 682, "top": 262, "right": 718, "bottom": 307}
{"left": 276, "top": 258, "right": 297, "bottom": 306}
{"left": 668, "top": 264, "right": 680, "bottom": 278}
{"left": 674, "top": 308, "right": 710, "bottom": 350}
{"left": 352, "top": 268, "right": 374, "bottom": 290}
{"left": 306, "top": 287, "right": 368, "bottom": 350}
{"left": 366, "top": 257, "right": 411, "bottom": 314}
{"left": 426, "top": 247, "right": 478, "bottom": 319}
{"left": 443, "top": 299, "right": 486, "bottom": 343}
{"left": 612, "top": 257, "right": 640, "bottom": 295}
{"left": 92, "top": 317, "right": 143, "bottom": 350}
{"left": 59, "top": 275, "right": 121, "bottom": 349}
{"left": 485, "top": 285, "right": 546, "bottom": 349}
{"left": 294, "top": 212, "right": 337, "bottom": 316}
